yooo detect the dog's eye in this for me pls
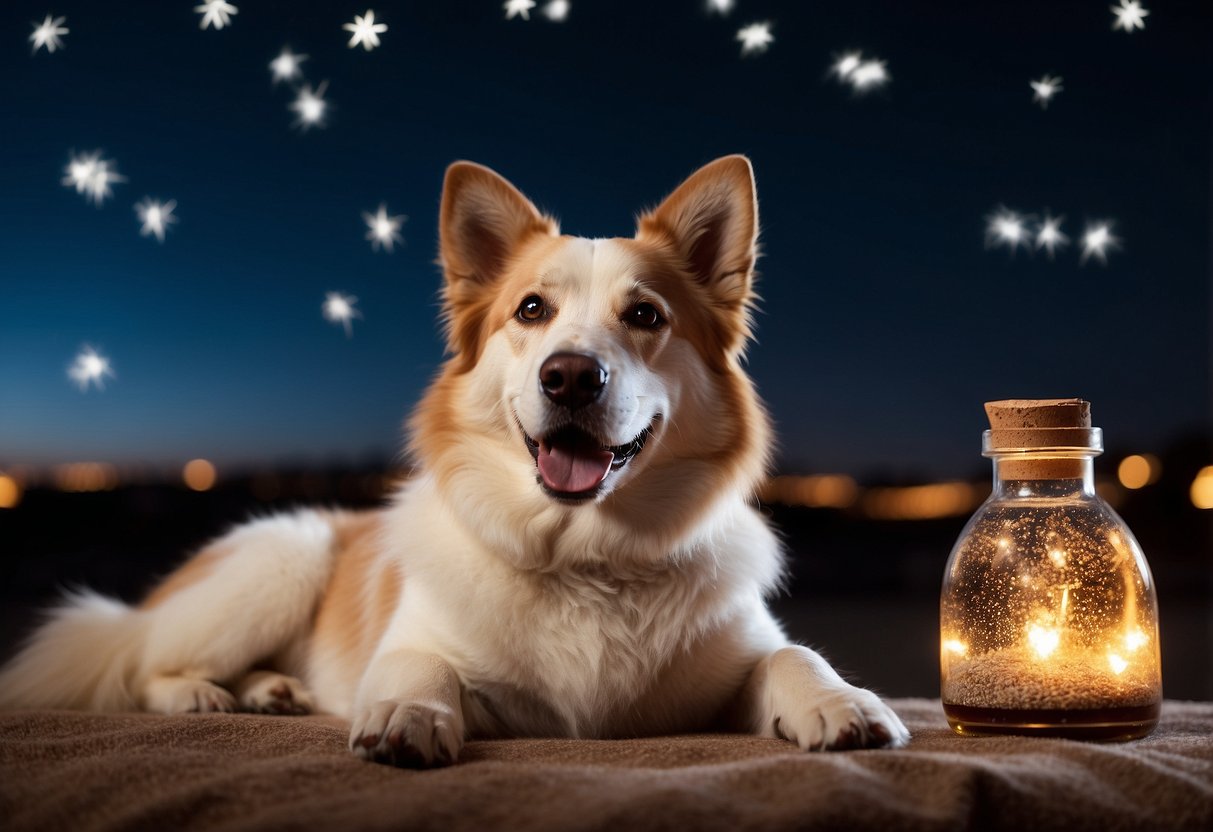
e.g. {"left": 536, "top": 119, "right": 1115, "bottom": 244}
{"left": 624, "top": 302, "right": 665, "bottom": 330}
{"left": 516, "top": 295, "right": 548, "bottom": 323}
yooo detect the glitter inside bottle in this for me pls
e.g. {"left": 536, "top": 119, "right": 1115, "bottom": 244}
{"left": 940, "top": 399, "right": 1162, "bottom": 740}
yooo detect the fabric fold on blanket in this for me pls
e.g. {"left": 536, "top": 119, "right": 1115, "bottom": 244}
{"left": 1, "top": 698, "right": 1210, "bottom": 831}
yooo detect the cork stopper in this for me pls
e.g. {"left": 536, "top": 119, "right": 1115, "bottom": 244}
{"left": 982, "top": 399, "right": 1101, "bottom": 480}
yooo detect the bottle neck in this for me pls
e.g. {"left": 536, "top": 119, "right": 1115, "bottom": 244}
{"left": 990, "top": 455, "right": 1096, "bottom": 498}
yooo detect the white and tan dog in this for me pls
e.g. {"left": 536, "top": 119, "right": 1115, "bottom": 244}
{"left": 0, "top": 156, "right": 909, "bottom": 764}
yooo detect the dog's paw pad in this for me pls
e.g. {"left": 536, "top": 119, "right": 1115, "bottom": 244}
{"left": 349, "top": 700, "right": 463, "bottom": 768}
{"left": 833, "top": 724, "right": 862, "bottom": 750}
{"left": 869, "top": 721, "right": 892, "bottom": 745}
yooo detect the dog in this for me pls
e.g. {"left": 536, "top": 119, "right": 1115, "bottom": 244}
{"left": 0, "top": 156, "right": 910, "bottom": 764}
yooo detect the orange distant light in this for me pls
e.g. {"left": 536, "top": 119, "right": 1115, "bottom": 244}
{"left": 183, "top": 459, "right": 217, "bottom": 492}
{"left": 0, "top": 474, "right": 21, "bottom": 509}
{"left": 760, "top": 474, "right": 859, "bottom": 509}
{"left": 1191, "top": 466, "right": 1213, "bottom": 510}
{"left": 55, "top": 462, "right": 118, "bottom": 492}
{"left": 863, "top": 482, "right": 983, "bottom": 521}
{"left": 1118, "top": 454, "right": 1160, "bottom": 490}
{"left": 804, "top": 474, "right": 859, "bottom": 508}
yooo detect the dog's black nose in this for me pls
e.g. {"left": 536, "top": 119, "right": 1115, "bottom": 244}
{"left": 539, "top": 353, "right": 607, "bottom": 411}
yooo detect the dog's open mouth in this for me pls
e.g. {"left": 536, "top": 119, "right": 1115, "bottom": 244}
{"left": 523, "top": 423, "right": 653, "bottom": 500}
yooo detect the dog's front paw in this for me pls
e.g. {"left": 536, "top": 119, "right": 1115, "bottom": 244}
{"left": 772, "top": 685, "right": 910, "bottom": 751}
{"left": 349, "top": 699, "right": 463, "bottom": 767}
{"left": 141, "top": 675, "right": 237, "bottom": 714}
{"left": 234, "top": 671, "right": 314, "bottom": 715}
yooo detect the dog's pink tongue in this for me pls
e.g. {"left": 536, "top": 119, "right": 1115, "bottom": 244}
{"left": 537, "top": 436, "right": 614, "bottom": 494}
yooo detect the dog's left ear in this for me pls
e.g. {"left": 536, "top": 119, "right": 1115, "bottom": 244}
{"left": 636, "top": 155, "right": 758, "bottom": 315}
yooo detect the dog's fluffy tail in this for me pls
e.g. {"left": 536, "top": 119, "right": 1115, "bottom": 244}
{"left": 0, "top": 589, "right": 145, "bottom": 711}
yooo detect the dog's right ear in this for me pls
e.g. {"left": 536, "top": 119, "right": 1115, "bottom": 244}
{"left": 439, "top": 163, "right": 557, "bottom": 364}
{"left": 439, "top": 162, "right": 558, "bottom": 288}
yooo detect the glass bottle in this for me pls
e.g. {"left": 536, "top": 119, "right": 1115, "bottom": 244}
{"left": 940, "top": 399, "right": 1162, "bottom": 740}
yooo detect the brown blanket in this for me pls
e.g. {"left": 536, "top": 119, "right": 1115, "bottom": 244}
{"left": 2, "top": 699, "right": 1211, "bottom": 831}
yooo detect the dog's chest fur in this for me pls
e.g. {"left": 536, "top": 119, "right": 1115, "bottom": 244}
{"left": 462, "top": 561, "right": 742, "bottom": 738}
{"left": 391, "top": 487, "right": 778, "bottom": 739}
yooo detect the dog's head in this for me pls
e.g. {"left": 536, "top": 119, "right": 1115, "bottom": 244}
{"left": 411, "top": 156, "right": 770, "bottom": 563}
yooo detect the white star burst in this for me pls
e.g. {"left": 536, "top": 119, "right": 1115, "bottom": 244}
{"left": 195, "top": 0, "right": 238, "bottom": 31}
{"left": 270, "top": 47, "right": 307, "bottom": 84}
{"left": 62, "top": 153, "right": 98, "bottom": 195}
{"left": 30, "top": 14, "right": 68, "bottom": 54}
{"left": 1111, "top": 0, "right": 1149, "bottom": 32}
{"left": 290, "top": 82, "right": 329, "bottom": 130}
{"left": 542, "top": 0, "right": 570, "bottom": 21}
{"left": 832, "top": 52, "right": 863, "bottom": 80}
{"left": 850, "top": 60, "right": 889, "bottom": 91}
{"left": 62, "top": 151, "right": 125, "bottom": 207}
{"left": 363, "top": 204, "right": 407, "bottom": 252}
{"left": 68, "top": 346, "right": 115, "bottom": 392}
{"left": 707, "top": 0, "right": 734, "bottom": 14}
{"left": 736, "top": 22, "right": 774, "bottom": 56}
{"left": 1035, "top": 214, "right": 1069, "bottom": 259}
{"left": 831, "top": 51, "right": 889, "bottom": 93}
{"left": 985, "top": 207, "right": 1029, "bottom": 254}
{"left": 1081, "top": 222, "right": 1120, "bottom": 265}
{"left": 344, "top": 9, "right": 387, "bottom": 51}
{"left": 1030, "top": 74, "right": 1063, "bottom": 109}
{"left": 504, "top": 0, "right": 536, "bottom": 20}
{"left": 323, "top": 292, "right": 362, "bottom": 337}
{"left": 135, "top": 198, "right": 178, "bottom": 243}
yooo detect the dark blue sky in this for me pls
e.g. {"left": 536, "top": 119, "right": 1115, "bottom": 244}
{"left": 0, "top": 0, "right": 1209, "bottom": 479}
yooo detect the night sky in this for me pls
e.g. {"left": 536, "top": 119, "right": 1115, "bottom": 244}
{"left": 1, "top": 0, "right": 1209, "bottom": 480}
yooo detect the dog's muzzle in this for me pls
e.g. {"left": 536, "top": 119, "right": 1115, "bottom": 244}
{"left": 523, "top": 351, "right": 655, "bottom": 500}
